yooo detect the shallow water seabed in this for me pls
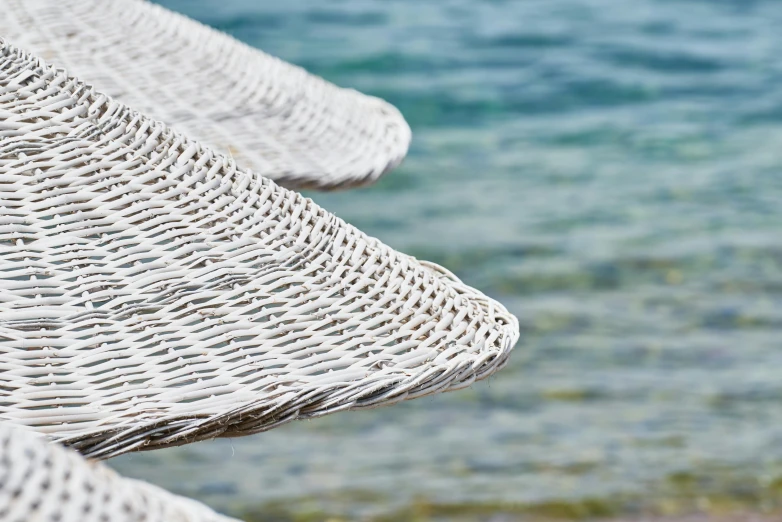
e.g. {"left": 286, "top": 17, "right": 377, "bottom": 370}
{"left": 108, "top": 0, "right": 782, "bottom": 520}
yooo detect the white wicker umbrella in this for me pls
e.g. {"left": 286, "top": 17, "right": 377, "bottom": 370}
{"left": 0, "top": 422, "right": 239, "bottom": 522}
{"left": 0, "top": 41, "right": 518, "bottom": 459}
{"left": 0, "top": 0, "right": 411, "bottom": 190}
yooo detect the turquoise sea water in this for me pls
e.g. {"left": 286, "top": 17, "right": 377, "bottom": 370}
{"left": 111, "top": 0, "right": 782, "bottom": 520}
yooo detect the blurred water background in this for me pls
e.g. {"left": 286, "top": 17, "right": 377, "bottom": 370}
{"left": 110, "top": 0, "right": 782, "bottom": 520}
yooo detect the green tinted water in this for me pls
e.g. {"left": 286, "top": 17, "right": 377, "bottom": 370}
{"left": 111, "top": 0, "right": 782, "bottom": 519}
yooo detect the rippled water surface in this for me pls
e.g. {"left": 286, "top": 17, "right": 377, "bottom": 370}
{"left": 111, "top": 0, "right": 782, "bottom": 519}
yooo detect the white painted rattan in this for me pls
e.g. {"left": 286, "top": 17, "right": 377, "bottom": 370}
{"left": 0, "top": 41, "right": 519, "bottom": 459}
{"left": 0, "top": 0, "right": 411, "bottom": 190}
{"left": 0, "top": 422, "right": 238, "bottom": 522}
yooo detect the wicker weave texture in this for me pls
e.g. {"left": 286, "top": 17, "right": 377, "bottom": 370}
{"left": 0, "top": 41, "right": 519, "bottom": 459}
{"left": 0, "top": 0, "right": 411, "bottom": 190}
{"left": 0, "top": 422, "right": 238, "bottom": 522}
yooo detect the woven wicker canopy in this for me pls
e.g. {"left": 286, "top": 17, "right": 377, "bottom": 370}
{"left": 0, "top": 422, "right": 238, "bottom": 522}
{"left": 0, "top": 41, "right": 518, "bottom": 459}
{"left": 0, "top": 0, "right": 411, "bottom": 190}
